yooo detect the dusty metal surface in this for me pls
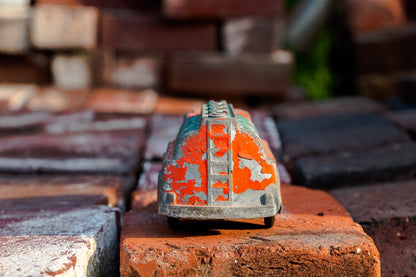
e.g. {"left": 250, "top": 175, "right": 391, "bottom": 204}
{"left": 158, "top": 100, "right": 282, "bottom": 226}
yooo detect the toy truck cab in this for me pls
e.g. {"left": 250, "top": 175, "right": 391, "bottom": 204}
{"left": 158, "top": 100, "right": 282, "bottom": 228}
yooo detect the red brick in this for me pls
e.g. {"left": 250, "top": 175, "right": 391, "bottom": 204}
{"left": 294, "top": 142, "right": 416, "bottom": 188}
{"left": 122, "top": 184, "right": 380, "bottom": 276}
{"left": 52, "top": 53, "right": 92, "bottom": 89}
{"left": 168, "top": 51, "right": 293, "bottom": 97}
{"left": 0, "top": 54, "right": 51, "bottom": 84}
{"left": 330, "top": 181, "right": 416, "bottom": 276}
{"left": 354, "top": 23, "right": 416, "bottom": 74}
{"left": 154, "top": 96, "right": 204, "bottom": 115}
{"left": 0, "top": 175, "right": 124, "bottom": 211}
{"left": 0, "top": 5, "right": 30, "bottom": 53}
{"left": 27, "top": 87, "right": 89, "bottom": 112}
{"left": 31, "top": 4, "right": 98, "bottom": 50}
{"left": 34, "top": 0, "right": 159, "bottom": 10}
{"left": 0, "top": 132, "right": 144, "bottom": 174}
{"left": 344, "top": 0, "right": 406, "bottom": 34}
{"left": 143, "top": 114, "right": 183, "bottom": 160}
{"left": 101, "top": 51, "right": 162, "bottom": 89}
{"left": 272, "top": 97, "right": 387, "bottom": 121}
{"left": 0, "top": 84, "right": 39, "bottom": 111}
{"left": 0, "top": 206, "right": 119, "bottom": 276}
{"left": 163, "top": 0, "right": 284, "bottom": 19}
{"left": 386, "top": 109, "right": 416, "bottom": 137}
{"left": 223, "top": 16, "right": 283, "bottom": 55}
{"left": 100, "top": 11, "right": 217, "bottom": 51}
{"left": 84, "top": 88, "right": 158, "bottom": 114}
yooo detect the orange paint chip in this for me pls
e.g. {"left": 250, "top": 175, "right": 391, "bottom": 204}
{"left": 215, "top": 195, "right": 228, "bottom": 202}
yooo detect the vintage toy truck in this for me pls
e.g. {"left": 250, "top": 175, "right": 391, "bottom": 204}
{"left": 158, "top": 100, "right": 282, "bottom": 228}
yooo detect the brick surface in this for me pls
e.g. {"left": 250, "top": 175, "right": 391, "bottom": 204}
{"left": 0, "top": 206, "right": 119, "bottom": 276}
{"left": 0, "top": 54, "right": 51, "bottom": 84}
{"left": 294, "top": 142, "right": 416, "bottom": 188}
{"left": 45, "top": 114, "right": 147, "bottom": 134}
{"left": 35, "top": 0, "right": 159, "bottom": 10}
{"left": 0, "top": 110, "right": 92, "bottom": 135}
{"left": 154, "top": 96, "right": 204, "bottom": 115}
{"left": 0, "top": 5, "right": 30, "bottom": 53}
{"left": 52, "top": 53, "right": 91, "bottom": 89}
{"left": 0, "top": 175, "right": 124, "bottom": 211}
{"left": 386, "top": 109, "right": 416, "bottom": 137}
{"left": 143, "top": 114, "right": 182, "bottom": 160}
{"left": 27, "top": 86, "right": 89, "bottom": 112}
{"left": 278, "top": 113, "right": 410, "bottom": 164}
{"left": 84, "top": 88, "right": 158, "bottom": 114}
{"left": 122, "top": 184, "right": 380, "bottom": 276}
{"left": 354, "top": 23, "right": 416, "bottom": 74}
{"left": 344, "top": 0, "right": 406, "bottom": 34}
{"left": 31, "top": 4, "right": 98, "bottom": 49}
{"left": 102, "top": 51, "right": 162, "bottom": 89}
{"left": 330, "top": 181, "right": 416, "bottom": 277}
{"left": 223, "top": 16, "right": 283, "bottom": 55}
{"left": 162, "top": 0, "right": 284, "bottom": 19}
{"left": 100, "top": 11, "right": 217, "bottom": 51}
{"left": 272, "top": 97, "right": 386, "bottom": 121}
{"left": 0, "top": 84, "right": 38, "bottom": 111}
{"left": 330, "top": 180, "right": 416, "bottom": 224}
{"left": 0, "top": 132, "right": 143, "bottom": 174}
{"left": 168, "top": 51, "right": 293, "bottom": 96}
{"left": 364, "top": 220, "right": 416, "bottom": 277}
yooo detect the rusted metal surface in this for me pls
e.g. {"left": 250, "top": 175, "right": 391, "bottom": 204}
{"left": 158, "top": 100, "right": 282, "bottom": 227}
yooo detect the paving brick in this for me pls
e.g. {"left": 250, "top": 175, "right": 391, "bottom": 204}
{"left": 35, "top": 0, "right": 159, "bottom": 10}
{"left": 330, "top": 181, "right": 416, "bottom": 276}
{"left": 84, "top": 88, "right": 158, "bottom": 114}
{"left": 363, "top": 220, "right": 416, "bottom": 277}
{"left": 0, "top": 54, "right": 51, "bottom": 84}
{"left": 132, "top": 161, "right": 162, "bottom": 210}
{"left": 223, "top": 16, "right": 283, "bottom": 55}
{"left": 27, "top": 86, "right": 89, "bottom": 112}
{"left": 0, "top": 132, "right": 143, "bottom": 174}
{"left": 278, "top": 113, "right": 410, "bottom": 164}
{"left": 272, "top": 97, "right": 387, "bottom": 121}
{"left": 168, "top": 51, "right": 293, "bottom": 97}
{"left": 357, "top": 72, "right": 403, "bottom": 98}
{"left": 0, "top": 206, "right": 119, "bottom": 276}
{"left": 31, "top": 4, "right": 98, "bottom": 49}
{"left": 101, "top": 51, "right": 162, "bottom": 89}
{"left": 0, "top": 84, "right": 38, "bottom": 111}
{"left": 354, "top": 23, "right": 416, "bottom": 74}
{"left": 52, "top": 53, "right": 92, "bottom": 89}
{"left": 386, "top": 109, "right": 416, "bottom": 137}
{"left": 0, "top": 175, "right": 124, "bottom": 212}
{"left": 143, "top": 114, "right": 183, "bottom": 160}
{"left": 294, "top": 141, "right": 416, "bottom": 189}
{"left": 0, "top": 5, "right": 30, "bottom": 53}
{"left": 330, "top": 180, "right": 416, "bottom": 224}
{"left": 122, "top": 184, "right": 380, "bottom": 276}
{"left": 45, "top": 113, "right": 147, "bottom": 134}
{"left": 0, "top": 110, "right": 92, "bottom": 135}
{"left": 154, "top": 96, "right": 204, "bottom": 115}
{"left": 162, "top": 0, "right": 284, "bottom": 19}
{"left": 344, "top": 0, "right": 406, "bottom": 34}
{"left": 100, "top": 11, "right": 217, "bottom": 51}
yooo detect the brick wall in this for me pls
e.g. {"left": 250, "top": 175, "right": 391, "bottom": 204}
{"left": 0, "top": 0, "right": 293, "bottom": 101}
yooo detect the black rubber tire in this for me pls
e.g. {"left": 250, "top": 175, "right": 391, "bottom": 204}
{"left": 264, "top": 216, "right": 275, "bottom": 228}
{"left": 167, "top": 217, "right": 179, "bottom": 229}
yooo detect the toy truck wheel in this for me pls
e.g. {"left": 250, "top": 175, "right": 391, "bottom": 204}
{"left": 167, "top": 217, "right": 179, "bottom": 228}
{"left": 264, "top": 216, "right": 275, "bottom": 228}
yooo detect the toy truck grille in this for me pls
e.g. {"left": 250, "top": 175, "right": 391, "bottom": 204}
{"left": 158, "top": 101, "right": 282, "bottom": 226}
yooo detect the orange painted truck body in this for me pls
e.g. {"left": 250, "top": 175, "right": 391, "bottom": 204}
{"left": 158, "top": 101, "right": 282, "bottom": 227}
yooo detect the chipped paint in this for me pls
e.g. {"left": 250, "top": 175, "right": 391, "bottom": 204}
{"left": 159, "top": 100, "right": 281, "bottom": 222}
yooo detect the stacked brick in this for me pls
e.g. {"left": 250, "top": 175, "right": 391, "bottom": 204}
{"left": 273, "top": 97, "right": 416, "bottom": 276}
{"left": 342, "top": 0, "right": 416, "bottom": 100}
{"left": 0, "top": 0, "right": 293, "bottom": 100}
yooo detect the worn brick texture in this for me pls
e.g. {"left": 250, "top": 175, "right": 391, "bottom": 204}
{"left": 123, "top": 185, "right": 380, "bottom": 276}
